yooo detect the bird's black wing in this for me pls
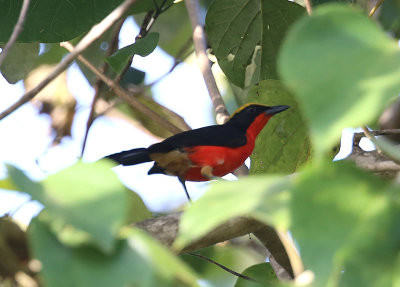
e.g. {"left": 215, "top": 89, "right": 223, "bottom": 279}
{"left": 148, "top": 124, "right": 247, "bottom": 154}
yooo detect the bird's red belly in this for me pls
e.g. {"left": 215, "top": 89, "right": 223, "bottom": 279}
{"left": 182, "top": 144, "right": 254, "bottom": 181}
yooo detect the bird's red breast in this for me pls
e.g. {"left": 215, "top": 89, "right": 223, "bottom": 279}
{"left": 182, "top": 113, "right": 272, "bottom": 181}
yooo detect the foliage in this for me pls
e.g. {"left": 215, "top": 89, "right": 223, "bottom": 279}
{"left": 1, "top": 0, "right": 400, "bottom": 286}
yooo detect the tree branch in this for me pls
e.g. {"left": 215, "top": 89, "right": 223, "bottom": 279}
{"left": 0, "top": 0, "right": 139, "bottom": 121}
{"left": 60, "top": 41, "right": 184, "bottom": 135}
{"left": 134, "top": 212, "right": 266, "bottom": 252}
{"left": 0, "top": 0, "right": 31, "bottom": 68}
{"left": 184, "top": 0, "right": 229, "bottom": 125}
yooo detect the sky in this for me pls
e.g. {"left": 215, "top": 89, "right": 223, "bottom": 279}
{"left": 0, "top": 17, "right": 374, "bottom": 224}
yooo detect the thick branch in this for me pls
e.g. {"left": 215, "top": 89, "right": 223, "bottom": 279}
{"left": 347, "top": 144, "right": 400, "bottom": 177}
{"left": 0, "top": 0, "right": 139, "bottom": 121}
{"left": 134, "top": 212, "right": 266, "bottom": 253}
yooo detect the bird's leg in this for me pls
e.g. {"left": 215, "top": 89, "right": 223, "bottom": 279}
{"left": 178, "top": 177, "right": 191, "bottom": 202}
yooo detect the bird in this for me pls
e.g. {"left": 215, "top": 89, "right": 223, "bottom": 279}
{"left": 105, "top": 103, "right": 290, "bottom": 201}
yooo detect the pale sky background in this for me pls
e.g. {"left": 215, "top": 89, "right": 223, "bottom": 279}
{"left": 0, "top": 17, "right": 373, "bottom": 224}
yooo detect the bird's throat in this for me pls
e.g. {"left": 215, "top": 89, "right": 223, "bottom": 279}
{"left": 246, "top": 113, "right": 272, "bottom": 142}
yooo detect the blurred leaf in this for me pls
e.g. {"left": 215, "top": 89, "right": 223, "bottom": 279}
{"left": 175, "top": 176, "right": 290, "bottom": 249}
{"left": 35, "top": 43, "right": 68, "bottom": 66}
{"left": 29, "top": 217, "right": 199, "bottom": 287}
{"left": 379, "top": 0, "right": 400, "bottom": 38}
{"left": 182, "top": 244, "right": 265, "bottom": 287}
{"left": 124, "top": 190, "right": 152, "bottom": 224}
{"left": 0, "top": 0, "right": 123, "bottom": 43}
{"left": 120, "top": 67, "right": 146, "bottom": 87}
{"left": 0, "top": 178, "right": 17, "bottom": 191}
{"left": 8, "top": 161, "right": 127, "bottom": 253}
{"left": 205, "top": 0, "right": 304, "bottom": 88}
{"left": 119, "top": 95, "right": 191, "bottom": 138}
{"left": 248, "top": 80, "right": 311, "bottom": 175}
{"left": 234, "top": 263, "right": 278, "bottom": 287}
{"left": 0, "top": 43, "right": 39, "bottom": 83}
{"left": 0, "top": 216, "right": 29, "bottom": 278}
{"left": 279, "top": 4, "right": 400, "bottom": 155}
{"left": 106, "top": 33, "right": 159, "bottom": 74}
{"left": 122, "top": 228, "right": 199, "bottom": 287}
{"left": 25, "top": 64, "right": 76, "bottom": 144}
{"left": 291, "top": 159, "right": 400, "bottom": 286}
{"left": 135, "top": 1, "right": 192, "bottom": 58}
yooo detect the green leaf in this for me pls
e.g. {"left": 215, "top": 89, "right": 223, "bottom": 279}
{"left": 106, "top": 33, "right": 159, "bottom": 74}
{"left": 234, "top": 263, "right": 278, "bottom": 287}
{"left": 175, "top": 176, "right": 290, "bottom": 249}
{"left": 379, "top": 0, "right": 400, "bottom": 39}
{"left": 122, "top": 228, "right": 199, "bottom": 287}
{"left": 205, "top": 0, "right": 304, "bottom": 88}
{"left": 0, "top": 0, "right": 123, "bottom": 43}
{"left": 28, "top": 217, "right": 199, "bottom": 287}
{"left": 8, "top": 161, "right": 128, "bottom": 252}
{"left": 248, "top": 80, "right": 311, "bottom": 175}
{"left": 124, "top": 189, "right": 152, "bottom": 224}
{"left": 278, "top": 4, "right": 400, "bottom": 155}
{"left": 182, "top": 245, "right": 265, "bottom": 287}
{"left": 0, "top": 43, "right": 39, "bottom": 83}
{"left": 291, "top": 159, "right": 400, "bottom": 286}
{"left": 134, "top": 1, "right": 192, "bottom": 58}
{"left": 0, "top": 178, "right": 17, "bottom": 191}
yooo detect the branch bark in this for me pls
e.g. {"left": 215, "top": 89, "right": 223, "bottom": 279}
{"left": 0, "top": 0, "right": 139, "bottom": 121}
{"left": 184, "top": 0, "right": 229, "bottom": 125}
{"left": 134, "top": 212, "right": 266, "bottom": 253}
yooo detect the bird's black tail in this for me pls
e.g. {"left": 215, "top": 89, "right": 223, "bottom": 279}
{"left": 104, "top": 148, "right": 151, "bottom": 166}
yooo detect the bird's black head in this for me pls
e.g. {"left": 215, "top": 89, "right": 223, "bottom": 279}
{"left": 227, "top": 103, "right": 290, "bottom": 130}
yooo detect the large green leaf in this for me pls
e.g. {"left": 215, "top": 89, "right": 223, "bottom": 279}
{"left": 279, "top": 4, "right": 400, "bottom": 155}
{"left": 291, "top": 160, "right": 400, "bottom": 286}
{"left": 175, "top": 176, "right": 290, "bottom": 249}
{"left": 8, "top": 161, "right": 128, "bottom": 252}
{"left": 248, "top": 80, "right": 311, "bottom": 175}
{"left": 0, "top": 0, "right": 124, "bottom": 43}
{"left": 205, "top": 0, "right": 304, "bottom": 88}
{"left": 28, "top": 217, "right": 199, "bottom": 287}
{"left": 0, "top": 43, "right": 39, "bottom": 83}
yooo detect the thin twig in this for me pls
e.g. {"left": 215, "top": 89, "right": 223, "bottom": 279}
{"left": 184, "top": 0, "right": 229, "bottom": 125}
{"left": 304, "top": 0, "right": 313, "bottom": 15}
{"left": 361, "top": 126, "right": 382, "bottom": 153}
{"left": 368, "top": 0, "right": 385, "bottom": 17}
{"left": 0, "top": 0, "right": 31, "bottom": 68}
{"left": 115, "top": 0, "right": 172, "bottom": 83}
{"left": 353, "top": 129, "right": 400, "bottom": 144}
{"left": 60, "top": 41, "right": 184, "bottom": 135}
{"left": 81, "top": 19, "right": 125, "bottom": 157}
{"left": 0, "top": 0, "right": 139, "bottom": 121}
{"left": 186, "top": 253, "right": 259, "bottom": 282}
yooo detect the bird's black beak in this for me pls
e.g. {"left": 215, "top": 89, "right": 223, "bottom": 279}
{"left": 266, "top": 105, "right": 290, "bottom": 115}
